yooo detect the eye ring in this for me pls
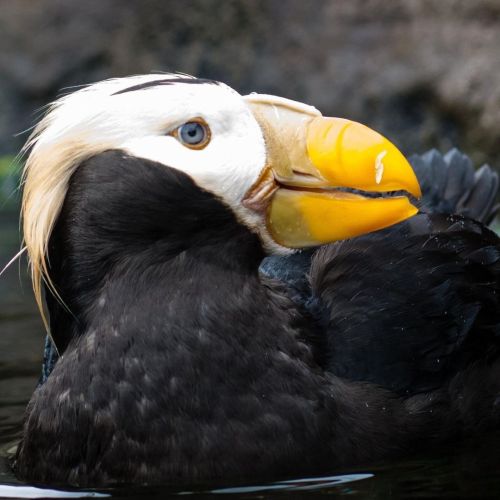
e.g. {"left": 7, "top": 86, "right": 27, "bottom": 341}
{"left": 173, "top": 119, "right": 211, "bottom": 150}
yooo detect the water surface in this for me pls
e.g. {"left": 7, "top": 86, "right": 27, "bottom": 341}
{"left": 1, "top": 211, "right": 499, "bottom": 499}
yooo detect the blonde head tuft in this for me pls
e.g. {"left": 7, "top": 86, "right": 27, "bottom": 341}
{"left": 21, "top": 74, "right": 190, "bottom": 330}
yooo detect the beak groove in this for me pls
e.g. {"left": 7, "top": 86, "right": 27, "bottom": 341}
{"left": 242, "top": 167, "right": 278, "bottom": 213}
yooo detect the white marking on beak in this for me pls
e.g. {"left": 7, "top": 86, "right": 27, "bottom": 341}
{"left": 272, "top": 104, "right": 280, "bottom": 120}
{"left": 375, "top": 150, "right": 387, "bottom": 185}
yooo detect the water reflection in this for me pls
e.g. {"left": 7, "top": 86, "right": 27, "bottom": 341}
{"left": 186, "top": 473, "right": 374, "bottom": 494}
{"left": 0, "top": 483, "right": 108, "bottom": 499}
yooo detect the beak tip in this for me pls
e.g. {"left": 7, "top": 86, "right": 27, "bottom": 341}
{"left": 307, "top": 117, "right": 424, "bottom": 198}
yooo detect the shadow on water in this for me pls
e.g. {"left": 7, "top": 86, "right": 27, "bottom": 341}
{"left": 1, "top": 210, "right": 500, "bottom": 499}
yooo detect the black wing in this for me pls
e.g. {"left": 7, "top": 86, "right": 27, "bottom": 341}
{"left": 308, "top": 213, "right": 500, "bottom": 395}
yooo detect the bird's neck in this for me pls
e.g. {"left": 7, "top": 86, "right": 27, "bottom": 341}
{"left": 42, "top": 151, "right": 267, "bottom": 352}
{"left": 63, "top": 232, "right": 322, "bottom": 397}
{"left": 83, "top": 235, "right": 275, "bottom": 349}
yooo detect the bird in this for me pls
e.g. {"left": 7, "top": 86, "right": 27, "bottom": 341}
{"left": 13, "top": 74, "right": 500, "bottom": 487}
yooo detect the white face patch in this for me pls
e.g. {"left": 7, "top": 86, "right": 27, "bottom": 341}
{"left": 118, "top": 82, "right": 267, "bottom": 233}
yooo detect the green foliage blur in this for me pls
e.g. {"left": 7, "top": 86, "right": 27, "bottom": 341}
{"left": 0, "top": 156, "right": 21, "bottom": 211}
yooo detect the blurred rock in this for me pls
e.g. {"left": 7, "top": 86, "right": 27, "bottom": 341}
{"left": 0, "top": 0, "right": 499, "bottom": 169}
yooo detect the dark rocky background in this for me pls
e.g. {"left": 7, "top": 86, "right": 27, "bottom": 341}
{"left": 1, "top": 0, "right": 500, "bottom": 168}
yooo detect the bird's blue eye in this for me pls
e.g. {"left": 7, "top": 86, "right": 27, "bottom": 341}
{"left": 177, "top": 121, "right": 210, "bottom": 148}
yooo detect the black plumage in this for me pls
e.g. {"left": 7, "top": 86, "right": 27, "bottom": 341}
{"left": 15, "top": 149, "right": 500, "bottom": 486}
{"left": 307, "top": 214, "right": 500, "bottom": 395}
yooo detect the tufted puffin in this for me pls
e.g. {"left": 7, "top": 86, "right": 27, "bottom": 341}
{"left": 13, "top": 74, "right": 500, "bottom": 486}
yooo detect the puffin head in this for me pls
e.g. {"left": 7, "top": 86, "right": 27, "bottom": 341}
{"left": 21, "top": 74, "right": 420, "bottom": 331}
